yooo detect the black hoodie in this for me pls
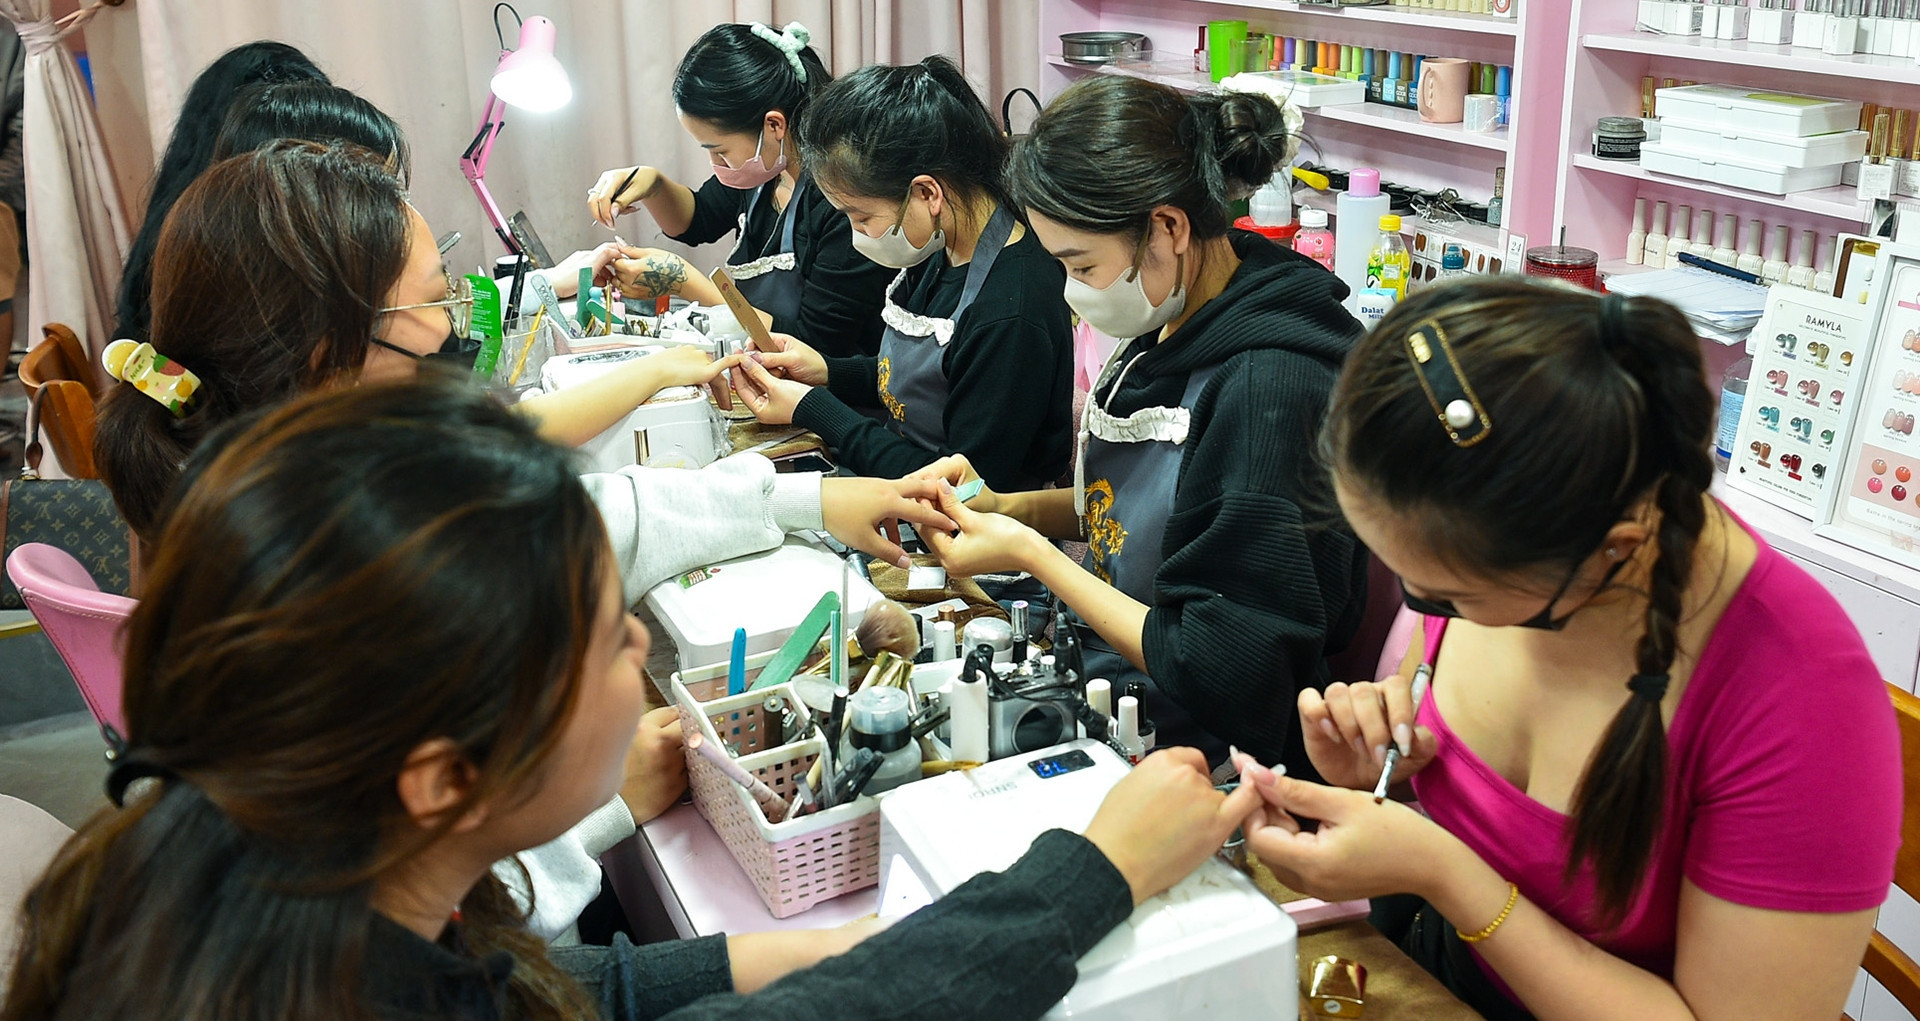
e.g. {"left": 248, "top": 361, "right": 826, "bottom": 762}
{"left": 1102, "top": 230, "right": 1368, "bottom": 774}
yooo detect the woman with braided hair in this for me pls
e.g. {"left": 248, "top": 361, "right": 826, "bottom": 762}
{"left": 585, "top": 22, "right": 894, "bottom": 358}
{"left": 1237, "top": 277, "right": 1900, "bottom": 1020}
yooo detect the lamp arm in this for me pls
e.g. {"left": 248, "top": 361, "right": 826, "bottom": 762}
{"left": 460, "top": 90, "right": 519, "bottom": 255}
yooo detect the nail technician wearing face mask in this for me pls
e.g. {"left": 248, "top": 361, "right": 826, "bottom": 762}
{"left": 584, "top": 22, "right": 893, "bottom": 358}
{"left": 728, "top": 57, "right": 1073, "bottom": 493}
{"left": 914, "top": 76, "right": 1368, "bottom": 776}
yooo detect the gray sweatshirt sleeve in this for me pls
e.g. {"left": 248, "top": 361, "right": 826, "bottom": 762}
{"left": 495, "top": 796, "right": 639, "bottom": 944}
{"left": 581, "top": 454, "right": 826, "bottom": 604}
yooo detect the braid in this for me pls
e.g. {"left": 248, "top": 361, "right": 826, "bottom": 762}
{"left": 1564, "top": 294, "right": 1717, "bottom": 926}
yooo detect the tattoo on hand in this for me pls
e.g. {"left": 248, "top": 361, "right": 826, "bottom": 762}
{"left": 628, "top": 255, "right": 688, "bottom": 298}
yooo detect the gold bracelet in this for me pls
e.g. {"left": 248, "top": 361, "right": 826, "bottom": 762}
{"left": 1457, "top": 882, "right": 1519, "bottom": 944}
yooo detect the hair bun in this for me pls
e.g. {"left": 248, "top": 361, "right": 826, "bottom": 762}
{"left": 1201, "top": 91, "right": 1302, "bottom": 198}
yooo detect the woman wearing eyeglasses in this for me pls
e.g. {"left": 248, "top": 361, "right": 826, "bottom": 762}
{"left": 585, "top": 22, "right": 894, "bottom": 358}
{"left": 94, "top": 139, "right": 958, "bottom": 945}
{"left": 913, "top": 76, "right": 1368, "bottom": 777}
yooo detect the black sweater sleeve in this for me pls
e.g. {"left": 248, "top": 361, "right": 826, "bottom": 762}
{"left": 792, "top": 311, "right": 1066, "bottom": 489}
{"left": 573, "top": 830, "right": 1133, "bottom": 1021}
{"left": 1139, "top": 351, "right": 1366, "bottom": 771}
{"left": 666, "top": 177, "right": 754, "bottom": 249}
{"left": 785, "top": 206, "right": 894, "bottom": 357}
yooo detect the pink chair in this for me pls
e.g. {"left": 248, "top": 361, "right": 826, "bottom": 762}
{"left": 5, "top": 543, "right": 136, "bottom": 745}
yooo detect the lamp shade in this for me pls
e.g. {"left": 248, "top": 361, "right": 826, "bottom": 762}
{"left": 491, "top": 15, "right": 572, "bottom": 112}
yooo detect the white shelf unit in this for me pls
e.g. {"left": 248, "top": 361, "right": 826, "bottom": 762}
{"left": 1043, "top": 56, "right": 1513, "bottom": 153}
{"left": 1584, "top": 31, "right": 1920, "bottom": 86}
{"left": 1038, "top": 0, "right": 1569, "bottom": 244}
{"left": 1192, "top": 0, "right": 1520, "bottom": 36}
{"left": 1571, "top": 153, "right": 1873, "bottom": 222}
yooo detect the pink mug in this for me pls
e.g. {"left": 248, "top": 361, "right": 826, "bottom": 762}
{"left": 1419, "top": 58, "right": 1471, "bottom": 124}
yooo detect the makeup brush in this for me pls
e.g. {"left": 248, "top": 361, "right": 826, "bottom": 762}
{"left": 853, "top": 599, "right": 920, "bottom": 661}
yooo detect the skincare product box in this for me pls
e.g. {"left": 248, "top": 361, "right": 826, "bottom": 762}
{"left": 1658, "top": 121, "right": 1869, "bottom": 169}
{"left": 1639, "top": 139, "right": 1847, "bottom": 195}
{"left": 1654, "top": 84, "right": 1863, "bottom": 138}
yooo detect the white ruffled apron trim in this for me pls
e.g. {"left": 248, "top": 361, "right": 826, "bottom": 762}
{"left": 879, "top": 268, "right": 959, "bottom": 346}
{"left": 724, "top": 251, "right": 796, "bottom": 281}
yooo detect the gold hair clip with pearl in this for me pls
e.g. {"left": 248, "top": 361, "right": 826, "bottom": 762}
{"left": 1403, "top": 320, "right": 1491, "bottom": 448}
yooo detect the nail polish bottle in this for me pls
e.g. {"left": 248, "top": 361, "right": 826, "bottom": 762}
{"left": 1826, "top": 0, "right": 1861, "bottom": 55}
{"left": 1496, "top": 65, "right": 1512, "bottom": 126}
{"left": 1688, "top": 206, "right": 1715, "bottom": 258}
{"left": 1666, "top": 203, "right": 1692, "bottom": 269}
{"left": 1737, "top": 218, "right": 1766, "bottom": 275}
{"left": 1645, "top": 200, "right": 1671, "bottom": 267}
{"left": 1751, "top": 0, "right": 1795, "bottom": 43}
{"left": 1712, "top": 212, "right": 1740, "bottom": 264}
{"left": 1794, "top": 0, "right": 1827, "bottom": 48}
{"left": 1787, "top": 228, "right": 1818, "bottom": 287}
{"left": 1812, "top": 233, "right": 1839, "bottom": 295}
{"left": 1762, "top": 224, "right": 1791, "bottom": 284}
{"left": 1626, "top": 197, "right": 1648, "bottom": 265}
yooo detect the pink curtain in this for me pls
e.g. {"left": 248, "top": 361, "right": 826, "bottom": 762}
{"left": 82, "top": 0, "right": 1038, "bottom": 277}
{"left": 2, "top": 0, "right": 129, "bottom": 360}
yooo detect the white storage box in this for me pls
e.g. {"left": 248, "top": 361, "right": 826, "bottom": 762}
{"left": 879, "top": 739, "right": 1298, "bottom": 1020}
{"left": 1220, "top": 69, "right": 1366, "bottom": 108}
{"left": 1654, "top": 84, "right": 1862, "bottom": 138}
{"left": 1658, "top": 119, "right": 1868, "bottom": 169}
{"left": 1640, "top": 139, "right": 1844, "bottom": 195}
{"left": 572, "top": 386, "right": 724, "bottom": 472}
{"left": 644, "top": 537, "right": 883, "bottom": 675}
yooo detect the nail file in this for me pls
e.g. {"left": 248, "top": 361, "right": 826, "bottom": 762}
{"left": 749, "top": 591, "right": 840, "bottom": 691}
{"left": 956, "top": 478, "right": 985, "bottom": 502}
{"left": 709, "top": 266, "right": 780, "bottom": 353}
{"left": 727, "top": 627, "right": 748, "bottom": 696}
{"left": 527, "top": 273, "right": 580, "bottom": 339}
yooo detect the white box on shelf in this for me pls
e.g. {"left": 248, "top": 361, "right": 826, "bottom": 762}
{"left": 1640, "top": 139, "right": 1847, "bottom": 195}
{"left": 1663, "top": 1, "right": 1704, "bottom": 35}
{"left": 1793, "top": 9, "right": 1828, "bottom": 48}
{"left": 1749, "top": 5, "right": 1792, "bottom": 44}
{"left": 1657, "top": 120, "right": 1869, "bottom": 169}
{"left": 1715, "top": 2, "right": 1749, "bottom": 39}
{"left": 1655, "top": 84, "right": 1863, "bottom": 138}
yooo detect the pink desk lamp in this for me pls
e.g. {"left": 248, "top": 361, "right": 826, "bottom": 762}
{"left": 462, "top": 5, "right": 572, "bottom": 254}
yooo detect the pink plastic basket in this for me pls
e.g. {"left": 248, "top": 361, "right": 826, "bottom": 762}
{"left": 671, "top": 675, "right": 881, "bottom": 918}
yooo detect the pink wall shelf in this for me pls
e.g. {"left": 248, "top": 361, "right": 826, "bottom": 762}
{"left": 1038, "top": 0, "right": 1569, "bottom": 249}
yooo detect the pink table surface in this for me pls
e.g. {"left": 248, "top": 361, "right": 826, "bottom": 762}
{"left": 634, "top": 802, "right": 877, "bottom": 938}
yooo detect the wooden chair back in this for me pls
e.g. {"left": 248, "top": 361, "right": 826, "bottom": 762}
{"left": 1862, "top": 683, "right": 1920, "bottom": 1012}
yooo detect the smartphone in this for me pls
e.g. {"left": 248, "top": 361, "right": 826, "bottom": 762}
{"left": 506, "top": 211, "right": 554, "bottom": 269}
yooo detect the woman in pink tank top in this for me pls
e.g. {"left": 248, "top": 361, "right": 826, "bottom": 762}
{"left": 1233, "top": 278, "right": 1900, "bottom": 1019}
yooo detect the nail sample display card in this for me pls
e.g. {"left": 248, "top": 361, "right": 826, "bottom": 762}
{"left": 1727, "top": 286, "right": 1868, "bottom": 518}
{"left": 1817, "top": 244, "right": 1920, "bottom": 570}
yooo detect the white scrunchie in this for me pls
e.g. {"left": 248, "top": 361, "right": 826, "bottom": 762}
{"left": 749, "top": 22, "right": 812, "bottom": 83}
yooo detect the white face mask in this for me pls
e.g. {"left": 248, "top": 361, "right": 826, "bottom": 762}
{"left": 849, "top": 192, "right": 945, "bottom": 269}
{"left": 1063, "top": 246, "right": 1186, "bottom": 340}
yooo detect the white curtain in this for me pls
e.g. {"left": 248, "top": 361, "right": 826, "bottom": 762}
{"left": 83, "top": 0, "right": 1038, "bottom": 277}
{"left": 3, "top": 0, "right": 130, "bottom": 360}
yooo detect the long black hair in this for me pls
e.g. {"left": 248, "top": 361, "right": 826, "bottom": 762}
{"left": 115, "top": 41, "right": 327, "bottom": 343}
{"left": 672, "top": 22, "right": 828, "bottom": 137}
{"left": 1008, "top": 74, "right": 1297, "bottom": 242}
{"left": 212, "top": 80, "right": 411, "bottom": 183}
{"left": 799, "top": 56, "right": 1012, "bottom": 221}
{"left": 1323, "top": 277, "right": 1717, "bottom": 925}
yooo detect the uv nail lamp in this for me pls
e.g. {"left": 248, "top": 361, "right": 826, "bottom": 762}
{"left": 877, "top": 740, "right": 1297, "bottom": 1019}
